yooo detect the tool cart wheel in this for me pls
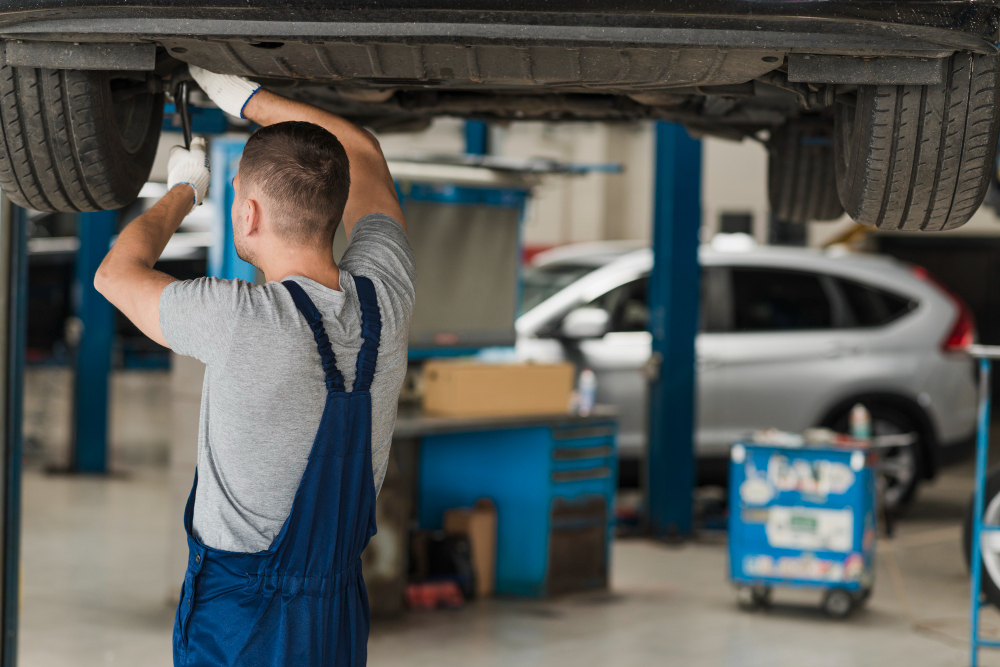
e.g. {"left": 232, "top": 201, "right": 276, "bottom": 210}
{"left": 736, "top": 585, "right": 772, "bottom": 610}
{"left": 821, "top": 588, "right": 855, "bottom": 619}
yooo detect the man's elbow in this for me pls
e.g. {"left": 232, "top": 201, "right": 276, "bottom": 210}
{"left": 93, "top": 261, "right": 115, "bottom": 298}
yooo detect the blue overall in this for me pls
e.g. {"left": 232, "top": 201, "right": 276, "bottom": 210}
{"left": 174, "top": 275, "right": 381, "bottom": 667}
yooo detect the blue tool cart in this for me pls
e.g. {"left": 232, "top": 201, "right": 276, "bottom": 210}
{"left": 965, "top": 344, "right": 1000, "bottom": 666}
{"left": 728, "top": 440, "right": 877, "bottom": 618}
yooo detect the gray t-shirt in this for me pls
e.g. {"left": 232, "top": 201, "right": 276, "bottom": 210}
{"left": 160, "top": 214, "right": 414, "bottom": 553}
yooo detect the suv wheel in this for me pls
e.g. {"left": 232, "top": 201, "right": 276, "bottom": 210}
{"left": 834, "top": 52, "right": 1000, "bottom": 231}
{"left": 767, "top": 119, "right": 844, "bottom": 223}
{"left": 829, "top": 403, "right": 923, "bottom": 511}
{"left": 0, "top": 66, "right": 163, "bottom": 212}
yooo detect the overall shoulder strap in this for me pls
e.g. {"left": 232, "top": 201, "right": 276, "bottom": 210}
{"left": 352, "top": 275, "right": 382, "bottom": 393}
{"left": 283, "top": 280, "right": 346, "bottom": 393}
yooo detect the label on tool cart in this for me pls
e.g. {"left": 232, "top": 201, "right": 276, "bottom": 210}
{"left": 765, "top": 506, "right": 853, "bottom": 552}
{"left": 767, "top": 455, "right": 855, "bottom": 500}
{"left": 742, "top": 552, "right": 864, "bottom": 582}
{"left": 737, "top": 452, "right": 856, "bottom": 506}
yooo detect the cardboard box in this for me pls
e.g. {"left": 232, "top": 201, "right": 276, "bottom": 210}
{"left": 444, "top": 499, "right": 498, "bottom": 598}
{"left": 422, "top": 361, "right": 574, "bottom": 417}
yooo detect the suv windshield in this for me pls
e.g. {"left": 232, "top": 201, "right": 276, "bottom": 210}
{"left": 521, "top": 263, "right": 596, "bottom": 314}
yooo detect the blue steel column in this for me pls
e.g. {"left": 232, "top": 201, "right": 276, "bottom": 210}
{"left": 2, "top": 202, "right": 26, "bottom": 667}
{"left": 465, "top": 121, "right": 490, "bottom": 155}
{"left": 71, "top": 210, "right": 117, "bottom": 473}
{"left": 969, "top": 356, "right": 993, "bottom": 667}
{"left": 646, "top": 122, "right": 702, "bottom": 538}
{"left": 210, "top": 137, "right": 257, "bottom": 281}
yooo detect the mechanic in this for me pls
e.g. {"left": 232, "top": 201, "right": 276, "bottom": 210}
{"left": 94, "top": 66, "right": 415, "bottom": 666}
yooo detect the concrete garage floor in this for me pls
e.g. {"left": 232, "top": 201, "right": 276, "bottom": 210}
{"left": 16, "top": 454, "right": 1000, "bottom": 667}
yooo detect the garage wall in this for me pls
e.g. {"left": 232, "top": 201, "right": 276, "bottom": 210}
{"left": 377, "top": 120, "right": 659, "bottom": 247}
{"left": 380, "top": 121, "right": 775, "bottom": 248}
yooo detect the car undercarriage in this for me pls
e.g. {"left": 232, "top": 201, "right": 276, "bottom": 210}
{"left": 0, "top": 0, "right": 997, "bottom": 228}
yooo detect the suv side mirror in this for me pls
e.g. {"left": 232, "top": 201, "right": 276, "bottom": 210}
{"left": 560, "top": 307, "right": 610, "bottom": 339}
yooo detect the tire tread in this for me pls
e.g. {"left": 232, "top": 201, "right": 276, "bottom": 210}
{"left": 0, "top": 65, "right": 162, "bottom": 212}
{"left": 836, "top": 52, "right": 1000, "bottom": 231}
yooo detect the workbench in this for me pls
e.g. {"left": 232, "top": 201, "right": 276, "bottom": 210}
{"left": 361, "top": 406, "right": 618, "bottom": 613}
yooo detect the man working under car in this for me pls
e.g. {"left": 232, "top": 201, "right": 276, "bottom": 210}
{"left": 94, "top": 66, "right": 415, "bottom": 666}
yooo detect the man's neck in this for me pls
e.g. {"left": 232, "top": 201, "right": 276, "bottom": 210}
{"left": 262, "top": 250, "right": 341, "bottom": 292}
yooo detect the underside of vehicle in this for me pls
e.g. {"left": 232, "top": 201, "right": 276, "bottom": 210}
{"left": 0, "top": 0, "right": 998, "bottom": 229}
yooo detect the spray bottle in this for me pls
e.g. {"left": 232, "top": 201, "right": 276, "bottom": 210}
{"left": 577, "top": 368, "right": 597, "bottom": 416}
{"left": 849, "top": 403, "right": 871, "bottom": 442}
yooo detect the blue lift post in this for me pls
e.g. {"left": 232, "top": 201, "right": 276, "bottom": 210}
{"left": 71, "top": 210, "right": 118, "bottom": 473}
{"left": 465, "top": 121, "right": 490, "bottom": 155}
{"left": 210, "top": 137, "right": 257, "bottom": 282}
{"left": 646, "top": 122, "right": 702, "bottom": 538}
{"left": 2, "top": 203, "right": 27, "bottom": 666}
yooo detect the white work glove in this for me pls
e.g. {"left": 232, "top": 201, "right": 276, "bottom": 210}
{"left": 189, "top": 65, "right": 261, "bottom": 119}
{"left": 167, "top": 137, "right": 211, "bottom": 207}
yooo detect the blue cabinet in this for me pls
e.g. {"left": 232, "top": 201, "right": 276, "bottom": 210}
{"left": 418, "top": 419, "right": 617, "bottom": 597}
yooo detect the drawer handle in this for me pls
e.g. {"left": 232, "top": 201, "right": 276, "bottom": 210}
{"left": 552, "top": 467, "right": 612, "bottom": 482}
{"left": 553, "top": 446, "right": 613, "bottom": 461}
{"left": 552, "top": 426, "right": 615, "bottom": 441}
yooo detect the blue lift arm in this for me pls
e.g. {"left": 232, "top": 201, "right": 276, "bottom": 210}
{"left": 646, "top": 122, "right": 702, "bottom": 538}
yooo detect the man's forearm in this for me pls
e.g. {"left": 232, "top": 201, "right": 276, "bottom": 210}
{"left": 101, "top": 185, "right": 192, "bottom": 272}
{"left": 93, "top": 185, "right": 191, "bottom": 343}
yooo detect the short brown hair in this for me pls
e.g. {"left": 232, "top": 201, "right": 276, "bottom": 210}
{"left": 238, "top": 121, "right": 351, "bottom": 245}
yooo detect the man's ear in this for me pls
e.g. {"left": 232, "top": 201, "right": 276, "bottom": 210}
{"left": 245, "top": 198, "right": 263, "bottom": 236}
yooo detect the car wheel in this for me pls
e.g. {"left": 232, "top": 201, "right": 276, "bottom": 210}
{"left": 834, "top": 52, "right": 1000, "bottom": 231}
{"left": 767, "top": 118, "right": 844, "bottom": 223}
{"left": 963, "top": 467, "right": 1000, "bottom": 609}
{"left": 821, "top": 588, "right": 855, "bottom": 619}
{"left": 0, "top": 66, "right": 164, "bottom": 212}
{"left": 830, "top": 403, "right": 923, "bottom": 511}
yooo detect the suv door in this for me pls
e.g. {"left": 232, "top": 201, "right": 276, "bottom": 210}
{"left": 710, "top": 266, "right": 860, "bottom": 450}
{"left": 573, "top": 278, "right": 651, "bottom": 457}
{"left": 564, "top": 269, "right": 728, "bottom": 459}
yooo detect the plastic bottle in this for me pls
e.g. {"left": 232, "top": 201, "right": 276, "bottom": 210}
{"left": 849, "top": 403, "right": 871, "bottom": 442}
{"left": 577, "top": 368, "right": 597, "bottom": 416}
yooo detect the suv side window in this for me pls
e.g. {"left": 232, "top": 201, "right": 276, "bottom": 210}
{"left": 586, "top": 269, "right": 726, "bottom": 334}
{"left": 588, "top": 278, "right": 649, "bottom": 332}
{"left": 834, "top": 278, "right": 915, "bottom": 327}
{"left": 730, "top": 268, "right": 833, "bottom": 331}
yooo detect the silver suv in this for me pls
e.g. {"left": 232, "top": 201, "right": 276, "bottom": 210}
{"left": 516, "top": 237, "right": 978, "bottom": 509}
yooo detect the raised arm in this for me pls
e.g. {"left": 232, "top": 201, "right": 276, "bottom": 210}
{"left": 94, "top": 138, "right": 212, "bottom": 346}
{"left": 189, "top": 66, "right": 405, "bottom": 237}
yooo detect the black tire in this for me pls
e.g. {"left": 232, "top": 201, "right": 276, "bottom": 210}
{"left": 767, "top": 119, "right": 844, "bottom": 223}
{"left": 962, "top": 467, "right": 1000, "bottom": 609}
{"left": 0, "top": 66, "right": 163, "bottom": 212}
{"left": 821, "top": 588, "right": 855, "bottom": 619}
{"left": 834, "top": 52, "right": 1000, "bottom": 231}
{"left": 828, "top": 402, "right": 924, "bottom": 512}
